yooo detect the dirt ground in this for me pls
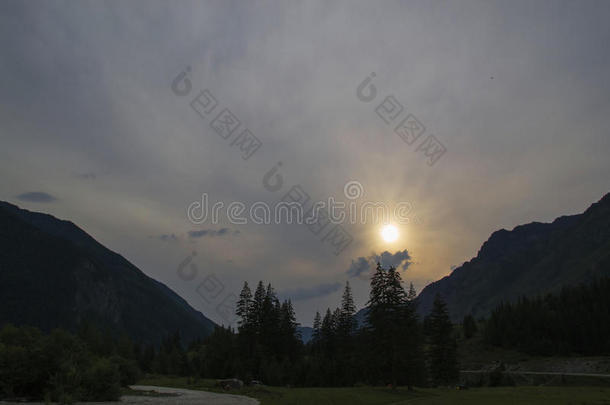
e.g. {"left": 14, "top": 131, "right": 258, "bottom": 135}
{"left": 0, "top": 385, "right": 259, "bottom": 405}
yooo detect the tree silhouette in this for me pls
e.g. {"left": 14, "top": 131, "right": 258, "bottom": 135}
{"left": 427, "top": 294, "right": 458, "bottom": 385}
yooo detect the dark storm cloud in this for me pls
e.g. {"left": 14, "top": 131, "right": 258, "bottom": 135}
{"left": 347, "top": 250, "right": 412, "bottom": 278}
{"left": 188, "top": 228, "right": 239, "bottom": 238}
{"left": 16, "top": 192, "right": 57, "bottom": 203}
{"left": 279, "top": 282, "right": 342, "bottom": 301}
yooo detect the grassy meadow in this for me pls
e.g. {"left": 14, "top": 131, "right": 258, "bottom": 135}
{"left": 137, "top": 375, "right": 610, "bottom": 405}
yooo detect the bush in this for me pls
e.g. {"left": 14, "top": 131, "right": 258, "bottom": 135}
{"left": 79, "top": 358, "right": 121, "bottom": 401}
{"left": 0, "top": 325, "right": 136, "bottom": 402}
{"left": 462, "top": 315, "right": 477, "bottom": 339}
{"left": 110, "top": 355, "right": 141, "bottom": 386}
{"left": 0, "top": 325, "right": 49, "bottom": 399}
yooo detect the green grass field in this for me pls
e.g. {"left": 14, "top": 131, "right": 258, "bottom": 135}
{"left": 137, "top": 375, "right": 610, "bottom": 404}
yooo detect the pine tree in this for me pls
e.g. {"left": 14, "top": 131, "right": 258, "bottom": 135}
{"left": 401, "top": 282, "right": 425, "bottom": 388}
{"left": 266, "top": 283, "right": 276, "bottom": 300}
{"left": 261, "top": 283, "right": 280, "bottom": 357}
{"left": 281, "top": 300, "right": 298, "bottom": 332}
{"left": 366, "top": 263, "right": 387, "bottom": 332}
{"left": 252, "top": 281, "right": 266, "bottom": 333}
{"left": 427, "top": 294, "right": 459, "bottom": 385}
{"left": 332, "top": 307, "right": 342, "bottom": 332}
{"left": 366, "top": 263, "right": 424, "bottom": 387}
{"left": 462, "top": 314, "right": 477, "bottom": 339}
{"left": 386, "top": 266, "right": 409, "bottom": 387}
{"left": 236, "top": 281, "right": 253, "bottom": 329}
{"left": 407, "top": 282, "right": 417, "bottom": 301}
{"left": 385, "top": 266, "right": 407, "bottom": 324}
{"left": 320, "top": 308, "right": 335, "bottom": 358}
{"left": 338, "top": 281, "right": 357, "bottom": 338}
{"left": 404, "top": 283, "right": 418, "bottom": 324}
{"left": 312, "top": 311, "right": 322, "bottom": 343}
{"left": 279, "top": 299, "right": 300, "bottom": 360}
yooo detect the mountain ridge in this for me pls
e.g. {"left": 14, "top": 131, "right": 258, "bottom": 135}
{"left": 0, "top": 201, "right": 216, "bottom": 345}
{"left": 416, "top": 192, "right": 610, "bottom": 321}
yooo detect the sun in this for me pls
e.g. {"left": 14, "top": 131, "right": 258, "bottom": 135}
{"left": 381, "top": 224, "right": 399, "bottom": 242}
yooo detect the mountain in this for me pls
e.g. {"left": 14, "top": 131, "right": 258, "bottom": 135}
{"left": 298, "top": 326, "right": 313, "bottom": 343}
{"left": 354, "top": 306, "right": 368, "bottom": 329}
{"left": 0, "top": 201, "right": 216, "bottom": 345}
{"left": 416, "top": 193, "right": 610, "bottom": 321}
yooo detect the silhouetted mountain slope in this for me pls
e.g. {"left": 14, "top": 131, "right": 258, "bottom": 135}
{"left": 417, "top": 193, "right": 610, "bottom": 321}
{"left": 0, "top": 201, "right": 216, "bottom": 345}
{"left": 297, "top": 326, "right": 313, "bottom": 343}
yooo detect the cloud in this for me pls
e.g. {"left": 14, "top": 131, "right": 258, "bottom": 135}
{"left": 279, "top": 282, "right": 342, "bottom": 301}
{"left": 346, "top": 257, "right": 371, "bottom": 278}
{"left": 77, "top": 172, "right": 97, "bottom": 180}
{"left": 157, "top": 233, "right": 178, "bottom": 242}
{"left": 376, "top": 250, "right": 412, "bottom": 271}
{"left": 188, "top": 228, "right": 239, "bottom": 238}
{"left": 346, "top": 250, "right": 412, "bottom": 279}
{"left": 16, "top": 192, "right": 57, "bottom": 203}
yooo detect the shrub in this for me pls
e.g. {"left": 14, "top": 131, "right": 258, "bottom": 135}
{"left": 0, "top": 325, "right": 133, "bottom": 402}
{"left": 110, "top": 355, "right": 141, "bottom": 386}
{"left": 79, "top": 358, "right": 121, "bottom": 401}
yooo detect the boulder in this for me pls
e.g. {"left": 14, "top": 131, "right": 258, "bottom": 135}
{"left": 217, "top": 378, "right": 244, "bottom": 390}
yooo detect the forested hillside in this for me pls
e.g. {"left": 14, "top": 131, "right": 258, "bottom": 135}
{"left": 0, "top": 201, "right": 215, "bottom": 345}
{"left": 417, "top": 193, "right": 610, "bottom": 321}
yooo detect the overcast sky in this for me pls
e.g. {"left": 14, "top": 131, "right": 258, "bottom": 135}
{"left": 2, "top": 0, "right": 609, "bottom": 326}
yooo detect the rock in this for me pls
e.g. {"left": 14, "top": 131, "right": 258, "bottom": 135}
{"left": 217, "top": 378, "right": 244, "bottom": 390}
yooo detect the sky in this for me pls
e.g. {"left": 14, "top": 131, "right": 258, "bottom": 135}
{"left": 1, "top": 0, "right": 610, "bottom": 326}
